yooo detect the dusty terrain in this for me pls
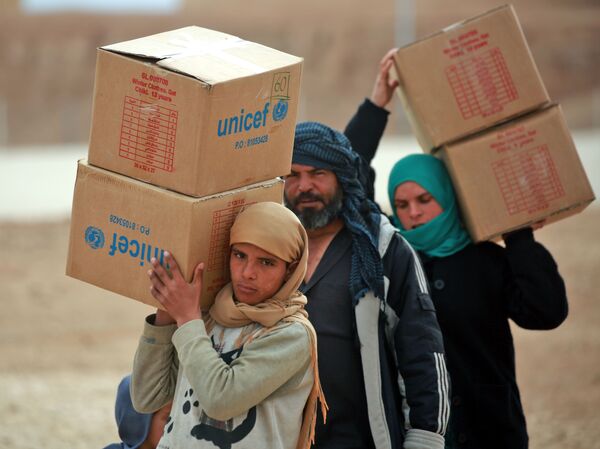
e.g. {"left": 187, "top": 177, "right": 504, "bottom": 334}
{"left": 0, "top": 206, "right": 599, "bottom": 448}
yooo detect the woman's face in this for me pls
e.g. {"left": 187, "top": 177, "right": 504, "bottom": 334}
{"left": 230, "top": 242, "right": 290, "bottom": 305}
{"left": 394, "top": 181, "right": 443, "bottom": 230}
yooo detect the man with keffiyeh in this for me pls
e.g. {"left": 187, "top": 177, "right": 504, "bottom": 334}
{"left": 284, "top": 122, "right": 449, "bottom": 449}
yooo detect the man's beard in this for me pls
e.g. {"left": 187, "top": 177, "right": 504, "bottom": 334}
{"left": 285, "top": 189, "right": 343, "bottom": 230}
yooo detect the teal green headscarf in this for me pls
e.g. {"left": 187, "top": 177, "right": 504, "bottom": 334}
{"left": 387, "top": 154, "right": 471, "bottom": 257}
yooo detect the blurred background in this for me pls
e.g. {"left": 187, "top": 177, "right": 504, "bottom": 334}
{"left": 2, "top": 0, "right": 599, "bottom": 146}
{"left": 1, "top": 0, "right": 599, "bottom": 219}
{"left": 0, "top": 1, "right": 599, "bottom": 448}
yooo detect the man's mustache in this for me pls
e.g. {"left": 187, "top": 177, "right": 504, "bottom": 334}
{"left": 292, "top": 192, "right": 325, "bottom": 207}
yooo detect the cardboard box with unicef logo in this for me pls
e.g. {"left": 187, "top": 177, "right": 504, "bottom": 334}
{"left": 66, "top": 160, "right": 284, "bottom": 310}
{"left": 392, "top": 4, "right": 549, "bottom": 152}
{"left": 438, "top": 104, "right": 595, "bottom": 242}
{"left": 87, "top": 26, "right": 302, "bottom": 198}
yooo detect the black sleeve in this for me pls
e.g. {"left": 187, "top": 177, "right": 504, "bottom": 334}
{"left": 385, "top": 234, "right": 449, "bottom": 437}
{"left": 502, "top": 228, "right": 569, "bottom": 329}
{"left": 344, "top": 99, "right": 390, "bottom": 202}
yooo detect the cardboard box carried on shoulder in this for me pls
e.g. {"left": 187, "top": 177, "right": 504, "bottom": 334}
{"left": 439, "top": 104, "right": 595, "bottom": 242}
{"left": 88, "top": 26, "right": 302, "bottom": 197}
{"left": 393, "top": 5, "right": 549, "bottom": 152}
{"left": 66, "top": 160, "right": 284, "bottom": 310}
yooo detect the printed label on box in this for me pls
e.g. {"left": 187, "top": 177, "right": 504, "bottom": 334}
{"left": 445, "top": 47, "right": 518, "bottom": 119}
{"left": 271, "top": 71, "right": 291, "bottom": 101}
{"left": 216, "top": 71, "right": 293, "bottom": 151}
{"left": 83, "top": 220, "right": 166, "bottom": 268}
{"left": 492, "top": 145, "right": 565, "bottom": 215}
{"left": 119, "top": 96, "right": 178, "bottom": 173}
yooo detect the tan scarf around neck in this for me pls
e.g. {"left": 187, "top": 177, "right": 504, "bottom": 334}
{"left": 206, "top": 202, "right": 327, "bottom": 449}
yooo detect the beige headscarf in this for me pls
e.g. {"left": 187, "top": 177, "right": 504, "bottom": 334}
{"left": 207, "top": 201, "right": 327, "bottom": 449}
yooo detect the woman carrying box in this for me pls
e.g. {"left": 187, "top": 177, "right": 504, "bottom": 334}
{"left": 130, "top": 201, "right": 326, "bottom": 449}
{"left": 343, "top": 49, "right": 568, "bottom": 449}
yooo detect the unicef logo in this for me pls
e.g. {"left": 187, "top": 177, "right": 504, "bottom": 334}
{"left": 272, "top": 100, "right": 288, "bottom": 122}
{"left": 85, "top": 226, "right": 105, "bottom": 250}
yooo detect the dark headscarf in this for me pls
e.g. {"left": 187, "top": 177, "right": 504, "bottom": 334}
{"left": 292, "top": 121, "right": 384, "bottom": 303}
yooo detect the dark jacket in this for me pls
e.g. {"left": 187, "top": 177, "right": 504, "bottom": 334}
{"left": 345, "top": 99, "right": 569, "bottom": 449}
{"left": 304, "top": 217, "right": 450, "bottom": 449}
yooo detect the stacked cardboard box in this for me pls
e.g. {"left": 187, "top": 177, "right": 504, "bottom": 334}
{"left": 392, "top": 5, "right": 595, "bottom": 241}
{"left": 438, "top": 104, "right": 593, "bottom": 241}
{"left": 66, "top": 27, "right": 303, "bottom": 309}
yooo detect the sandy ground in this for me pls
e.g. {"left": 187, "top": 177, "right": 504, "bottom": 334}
{"left": 1, "top": 207, "right": 599, "bottom": 449}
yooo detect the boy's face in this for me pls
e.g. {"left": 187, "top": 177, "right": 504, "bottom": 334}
{"left": 229, "top": 243, "right": 290, "bottom": 305}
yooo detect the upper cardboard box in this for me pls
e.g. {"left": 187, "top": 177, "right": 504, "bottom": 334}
{"left": 393, "top": 5, "right": 549, "bottom": 151}
{"left": 88, "top": 26, "right": 303, "bottom": 197}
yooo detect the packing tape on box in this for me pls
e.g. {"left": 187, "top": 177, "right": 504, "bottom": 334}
{"left": 163, "top": 36, "right": 265, "bottom": 74}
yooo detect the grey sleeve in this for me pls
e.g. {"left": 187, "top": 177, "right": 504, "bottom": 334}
{"left": 130, "top": 314, "right": 179, "bottom": 413}
{"left": 173, "top": 319, "right": 312, "bottom": 421}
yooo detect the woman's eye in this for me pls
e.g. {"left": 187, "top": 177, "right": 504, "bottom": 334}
{"left": 261, "top": 259, "right": 275, "bottom": 267}
{"left": 419, "top": 195, "right": 432, "bottom": 204}
{"left": 395, "top": 202, "right": 408, "bottom": 210}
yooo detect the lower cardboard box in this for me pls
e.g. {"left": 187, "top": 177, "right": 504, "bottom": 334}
{"left": 66, "top": 160, "right": 284, "bottom": 310}
{"left": 439, "top": 104, "right": 595, "bottom": 242}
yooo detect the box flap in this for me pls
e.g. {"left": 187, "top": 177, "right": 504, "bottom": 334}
{"left": 79, "top": 159, "right": 283, "bottom": 203}
{"left": 399, "top": 4, "right": 513, "bottom": 51}
{"left": 102, "top": 26, "right": 302, "bottom": 84}
{"left": 440, "top": 4, "right": 512, "bottom": 33}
